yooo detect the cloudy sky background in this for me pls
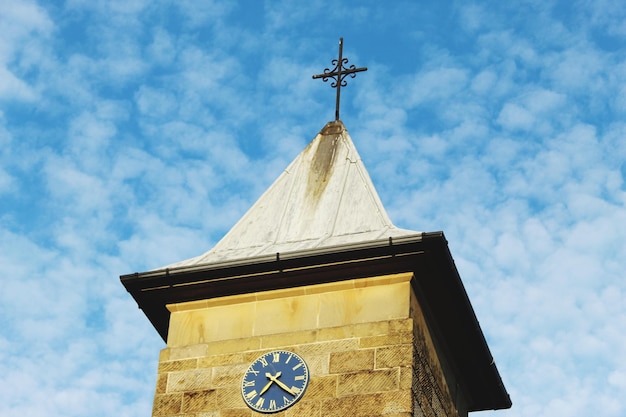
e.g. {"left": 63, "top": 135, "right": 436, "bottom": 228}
{"left": 1, "top": 1, "right": 625, "bottom": 416}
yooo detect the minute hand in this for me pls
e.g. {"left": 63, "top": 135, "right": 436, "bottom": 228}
{"left": 267, "top": 373, "right": 295, "bottom": 396}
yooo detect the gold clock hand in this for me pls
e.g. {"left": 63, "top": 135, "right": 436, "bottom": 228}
{"left": 259, "top": 379, "right": 273, "bottom": 396}
{"left": 267, "top": 373, "right": 295, "bottom": 396}
{"left": 259, "top": 371, "right": 281, "bottom": 396}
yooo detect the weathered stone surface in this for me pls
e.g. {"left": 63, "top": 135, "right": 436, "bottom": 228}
{"left": 205, "top": 337, "right": 261, "bottom": 356}
{"left": 318, "top": 320, "right": 395, "bottom": 341}
{"left": 390, "top": 318, "right": 413, "bottom": 333}
{"left": 156, "top": 373, "right": 168, "bottom": 394}
{"left": 413, "top": 405, "right": 426, "bottom": 417}
{"left": 399, "top": 366, "right": 413, "bottom": 390}
{"left": 376, "top": 344, "right": 413, "bottom": 369}
{"left": 152, "top": 393, "right": 183, "bottom": 416}
{"left": 317, "top": 325, "right": 355, "bottom": 341}
{"left": 255, "top": 293, "right": 320, "bottom": 335}
{"left": 432, "top": 391, "right": 446, "bottom": 417}
{"left": 211, "top": 364, "right": 248, "bottom": 388}
{"left": 198, "top": 353, "right": 244, "bottom": 368}
{"left": 167, "top": 369, "right": 213, "bottom": 393}
{"left": 261, "top": 329, "right": 318, "bottom": 348}
{"left": 216, "top": 387, "right": 246, "bottom": 409}
{"left": 321, "top": 390, "right": 412, "bottom": 417}
{"left": 196, "top": 412, "right": 221, "bottom": 417}
{"left": 295, "top": 339, "right": 359, "bottom": 356}
{"left": 166, "top": 275, "right": 412, "bottom": 347}
{"left": 410, "top": 291, "right": 463, "bottom": 417}
{"left": 285, "top": 399, "right": 321, "bottom": 417}
{"left": 360, "top": 331, "right": 413, "bottom": 348}
{"left": 182, "top": 389, "right": 217, "bottom": 413}
{"left": 220, "top": 408, "right": 253, "bottom": 417}
{"left": 158, "top": 358, "right": 198, "bottom": 373}
{"left": 304, "top": 353, "right": 330, "bottom": 376}
{"left": 242, "top": 349, "right": 273, "bottom": 363}
{"left": 337, "top": 369, "right": 399, "bottom": 397}
{"left": 318, "top": 282, "right": 411, "bottom": 329}
{"left": 329, "top": 348, "right": 374, "bottom": 373}
{"left": 305, "top": 375, "right": 337, "bottom": 399}
{"left": 168, "top": 344, "right": 209, "bottom": 360}
{"left": 159, "top": 348, "right": 170, "bottom": 362}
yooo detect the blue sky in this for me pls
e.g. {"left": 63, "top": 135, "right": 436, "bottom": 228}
{"left": 1, "top": 1, "right": 625, "bottom": 416}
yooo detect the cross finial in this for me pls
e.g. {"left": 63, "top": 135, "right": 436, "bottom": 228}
{"left": 312, "top": 38, "right": 368, "bottom": 121}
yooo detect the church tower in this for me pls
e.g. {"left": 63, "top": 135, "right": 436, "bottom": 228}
{"left": 121, "top": 40, "right": 511, "bottom": 417}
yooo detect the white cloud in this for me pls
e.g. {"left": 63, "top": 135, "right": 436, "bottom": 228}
{"left": 0, "top": 0, "right": 52, "bottom": 59}
{"left": 0, "top": 167, "right": 15, "bottom": 193}
{"left": 146, "top": 28, "right": 177, "bottom": 66}
{"left": 0, "top": 66, "right": 37, "bottom": 101}
{"left": 405, "top": 67, "right": 469, "bottom": 108}
{"left": 135, "top": 85, "right": 178, "bottom": 118}
{"left": 471, "top": 69, "right": 498, "bottom": 94}
{"left": 495, "top": 103, "right": 532, "bottom": 131}
{"left": 0, "top": 1, "right": 52, "bottom": 102}
{"left": 173, "top": 0, "right": 235, "bottom": 28}
{"left": 459, "top": 3, "right": 488, "bottom": 33}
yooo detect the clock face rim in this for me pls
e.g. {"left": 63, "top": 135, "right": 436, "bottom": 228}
{"left": 240, "top": 350, "right": 310, "bottom": 413}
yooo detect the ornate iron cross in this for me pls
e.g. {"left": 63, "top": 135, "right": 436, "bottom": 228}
{"left": 312, "top": 38, "right": 367, "bottom": 121}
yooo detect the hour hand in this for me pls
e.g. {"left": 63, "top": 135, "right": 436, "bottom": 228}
{"left": 259, "top": 378, "right": 273, "bottom": 396}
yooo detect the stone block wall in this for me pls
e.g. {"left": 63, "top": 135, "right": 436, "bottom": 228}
{"left": 153, "top": 319, "right": 415, "bottom": 417}
{"left": 150, "top": 272, "right": 465, "bottom": 417}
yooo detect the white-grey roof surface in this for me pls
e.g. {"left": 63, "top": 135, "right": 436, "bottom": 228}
{"left": 162, "top": 120, "right": 421, "bottom": 270}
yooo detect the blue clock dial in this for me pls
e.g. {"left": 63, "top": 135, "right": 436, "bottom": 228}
{"left": 241, "top": 350, "right": 309, "bottom": 413}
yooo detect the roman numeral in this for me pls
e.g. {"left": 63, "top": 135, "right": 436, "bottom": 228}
{"left": 255, "top": 397, "right": 265, "bottom": 408}
{"left": 259, "top": 357, "right": 268, "bottom": 367}
{"left": 243, "top": 380, "right": 255, "bottom": 388}
{"left": 269, "top": 399, "right": 277, "bottom": 410}
{"left": 245, "top": 390, "right": 258, "bottom": 400}
{"left": 272, "top": 352, "right": 280, "bottom": 363}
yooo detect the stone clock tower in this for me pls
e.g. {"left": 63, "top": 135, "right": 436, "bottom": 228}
{"left": 121, "top": 120, "right": 511, "bottom": 416}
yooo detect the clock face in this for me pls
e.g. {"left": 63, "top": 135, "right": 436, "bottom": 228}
{"left": 241, "top": 350, "right": 309, "bottom": 413}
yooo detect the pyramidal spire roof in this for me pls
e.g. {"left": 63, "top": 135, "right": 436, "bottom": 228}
{"left": 164, "top": 120, "right": 420, "bottom": 269}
